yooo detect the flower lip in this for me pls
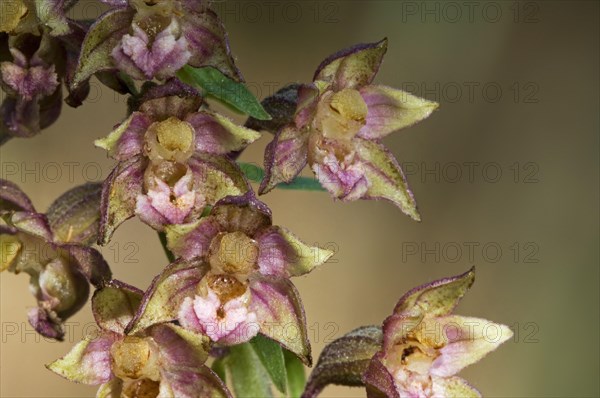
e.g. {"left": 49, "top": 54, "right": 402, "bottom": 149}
{"left": 204, "top": 273, "right": 248, "bottom": 305}
{"left": 122, "top": 378, "right": 160, "bottom": 398}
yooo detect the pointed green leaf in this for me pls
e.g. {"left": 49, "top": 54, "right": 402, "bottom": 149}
{"left": 284, "top": 349, "right": 306, "bottom": 398}
{"left": 177, "top": 66, "right": 271, "bottom": 120}
{"left": 238, "top": 163, "right": 325, "bottom": 192}
{"left": 250, "top": 334, "right": 287, "bottom": 394}
{"left": 226, "top": 343, "right": 273, "bottom": 398}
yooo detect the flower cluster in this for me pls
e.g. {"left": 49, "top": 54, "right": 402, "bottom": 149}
{"left": 1, "top": 1, "right": 513, "bottom": 397}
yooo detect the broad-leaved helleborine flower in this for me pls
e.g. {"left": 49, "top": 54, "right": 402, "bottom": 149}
{"left": 303, "top": 268, "right": 513, "bottom": 398}
{"left": 259, "top": 39, "right": 439, "bottom": 220}
{"left": 1, "top": 15, "right": 95, "bottom": 144}
{"left": 48, "top": 280, "right": 231, "bottom": 398}
{"left": 0, "top": 180, "right": 111, "bottom": 339}
{"left": 95, "top": 80, "right": 260, "bottom": 244}
{"left": 73, "top": 0, "right": 240, "bottom": 86}
{"left": 125, "top": 191, "right": 334, "bottom": 365}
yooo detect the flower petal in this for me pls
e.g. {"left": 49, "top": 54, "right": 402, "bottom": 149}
{"left": 249, "top": 276, "right": 312, "bottom": 365}
{"left": 136, "top": 79, "right": 201, "bottom": 110}
{"left": 92, "top": 280, "right": 143, "bottom": 334}
{"left": 72, "top": 8, "right": 134, "bottom": 88}
{"left": 181, "top": 8, "right": 242, "bottom": 81}
{"left": 94, "top": 112, "right": 151, "bottom": 160}
{"left": 96, "top": 378, "right": 123, "bottom": 398}
{"left": 256, "top": 226, "right": 334, "bottom": 277}
{"left": 354, "top": 138, "right": 420, "bottom": 220}
{"left": 259, "top": 126, "right": 309, "bottom": 195}
{"left": 427, "top": 315, "right": 513, "bottom": 378}
{"left": 166, "top": 218, "right": 221, "bottom": 260}
{"left": 358, "top": 85, "right": 439, "bottom": 139}
{"left": 10, "top": 211, "right": 53, "bottom": 241}
{"left": 363, "top": 352, "right": 399, "bottom": 398}
{"left": 313, "top": 38, "right": 388, "bottom": 90}
{"left": 0, "top": 178, "right": 35, "bottom": 212}
{"left": 34, "top": 0, "right": 71, "bottom": 36}
{"left": 126, "top": 259, "right": 208, "bottom": 335}
{"left": 47, "top": 333, "right": 118, "bottom": 385}
{"left": 186, "top": 111, "right": 261, "bottom": 154}
{"left": 46, "top": 182, "right": 103, "bottom": 245}
{"left": 59, "top": 246, "right": 110, "bottom": 289}
{"left": 210, "top": 191, "right": 272, "bottom": 237}
{"left": 98, "top": 156, "right": 146, "bottom": 245}
{"left": 303, "top": 326, "right": 383, "bottom": 398}
{"left": 187, "top": 154, "right": 250, "bottom": 205}
{"left": 393, "top": 267, "right": 475, "bottom": 318}
{"left": 431, "top": 376, "right": 481, "bottom": 397}
{"left": 151, "top": 323, "right": 232, "bottom": 398}
{"left": 113, "top": 20, "right": 191, "bottom": 80}
{"left": 28, "top": 306, "right": 65, "bottom": 340}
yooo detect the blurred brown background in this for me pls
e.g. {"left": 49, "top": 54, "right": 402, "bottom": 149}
{"left": 1, "top": 0, "right": 598, "bottom": 397}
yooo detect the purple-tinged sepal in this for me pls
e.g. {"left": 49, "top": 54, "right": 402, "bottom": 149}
{"left": 46, "top": 182, "right": 103, "bottom": 245}
{"left": 314, "top": 38, "right": 388, "bottom": 90}
{"left": 302, "top": 326, "right": 383, "bottom": 398}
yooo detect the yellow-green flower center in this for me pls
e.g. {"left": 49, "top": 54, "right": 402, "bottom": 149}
{"left": 330, "top": 88, "right": 369, "bottom": 122}
{"left": 111, "top": 337, "right": 156, "bottom": 380}
{"left": 0, "top": 0, "right": 28, "bottom": 34}
{"left": 316, "top": 88, "right": 368, "bottom": 140}
{"left": 145, "top": 117, "right": 195, "bottom": 162}
{"left": 209, "top": 232, "right": 259, "bottom": 276}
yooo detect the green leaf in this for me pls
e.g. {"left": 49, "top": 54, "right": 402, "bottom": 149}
{"left": 226, "top": 343, "right": 273, "bottom": 398}
{"left": 284, "top": 349, "right": 306, "bottom": 398}
{"left": 177, "top": 66, "right": 272, "bottom": 121}
{"left": 238, "top": 163, "right": 325, "bottom": 192}
{"left": 250, "top": 335, "right": 287, "bottom": 394}
{"left": 211, "top": 358, "right": 227, "bottom": 384}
